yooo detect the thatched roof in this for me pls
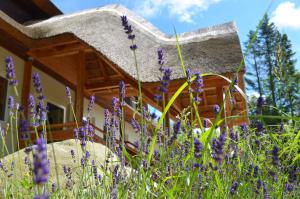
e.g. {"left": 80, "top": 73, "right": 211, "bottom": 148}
{"left": 0, "top": 4, "right": 244, "bottom": 82}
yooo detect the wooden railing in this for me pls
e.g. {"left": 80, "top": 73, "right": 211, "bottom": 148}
{"left": 20, "top": 122, "right": 138, "bottom": 155}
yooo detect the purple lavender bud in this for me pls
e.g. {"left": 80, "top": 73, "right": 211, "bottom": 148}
{"left": 85, "top": 151, "right": 91, "bottom": 159}
{"left": 133, "top": 141, "right": 140, "bottom": 149}
{"left": 173, "top": 120, "right": 181, "bottom": 136}
{"left": 194, "top": 72, "right": 204, "bottom": 93}
{"left": 5, "top": 56, "right": 18, "bottom": 86}
{"left": 65, "top": 86, "right": 72, "bottom": 103}
{"left": 40, "top": 111, "right": 47, "bottom": 121}
{"left": 255, "top": 140, "right": 261, "bottom": 150}
{"left": 240, "top": 123, "right": 247, "bottom": 134}
{"left": 212, "top": 132, "right": 226, "bottom": 163}
{"left": 150, "top": 112, "right": 157, "bottom": 120}
{"left": 121, "top": 16, "right": 128, "bottom": 26}
{"left": 130, "top": 44, "right": 137, "bottom": 50}
{"left": 285, "top": 183, "right": 294, "bottom": 193}
{"left": 33, "top": 137, "right": 49, "bottom": 185}
{"left": 213, "top": 104, "right": 220, "bottom": 114}
{"left": 256, "top": 121, "right": 264, "bottom": 134}
{"left": 32, "top": 73, "right": 43, "bottom": 94}
{"left": 20, "top": 119, "right": 29, "bottom": 140}
{"left": 186, "top": 68, "right": 192, "bottom": 83}
{"left": 24, "top": 146, "right": 32, "bottom": 154}
{"left": 131, "top": 119, "right": 141, "bottom": 133}
{"left": 203, "top": 119, "right": 209, "bottom": 128}
{"left": 128, "top": 34, "right": 135, "bottom": 40}
{"left": 73, "top": 128, "right": 78, "bottom": 140}
{"left": 63, "top": 165, "right": 68, "bottom": 174}
{"left": 271, "top": 146, "right": 280, "bottom": 166}
{"left": 254, "top": 166, "right": 259, "bottom": 178}
{"left": 194, "top": 138, "right": 203, "bottom": 158}
{"left": 154, "top": 94, "right": 163, "bottom": 102}
{"left": 28, "top": 94, "right": 35, "bottom": 110}
{"left": 112, "top": 97, "right": 119, "bottom": 112}
{"left": 157, "top": 48, "right": 165, "bottom": 65}
{"left": 87, "top": 95, "right": 95, "bottom": 113}
{"left": 119, "top": 81, "right": 126, "bottom": 102}
{"left": 7, "top": 96, "right": 14, "bottom": 110}
{"left": 230, "top": 181, "right": 238, "bottom": 195}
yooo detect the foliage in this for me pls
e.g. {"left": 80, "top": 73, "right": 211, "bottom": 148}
{"left": 0, "top": 11, "right": 299, "bottom": 199}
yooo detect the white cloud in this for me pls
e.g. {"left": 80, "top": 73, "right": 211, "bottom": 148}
{"left": 134, "top": 0, "right": 221, "bottom": 23}
{"left": 271, "top": 1, "right": 300, "bottom": 29}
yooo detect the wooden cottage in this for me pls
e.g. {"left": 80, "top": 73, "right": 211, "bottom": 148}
{"left": 0, "top": 1, "right": 247, "bottom": 153}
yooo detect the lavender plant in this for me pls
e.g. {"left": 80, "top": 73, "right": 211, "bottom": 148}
{"left": 0, "top": 10, "right": 299, "bottom": 199}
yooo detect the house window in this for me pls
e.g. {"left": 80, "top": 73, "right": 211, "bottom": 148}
{"left": 0, "top": 77, "right": 8, "bottom": 121}
{"left": 47, "top": 102, "right": 64, "bottom": 124}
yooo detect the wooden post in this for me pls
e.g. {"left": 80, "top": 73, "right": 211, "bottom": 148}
{"left": 75, "top": 50, "right": 85, "bottom": 121}
{"left": 21, "top": 57, "right": 33, "bottom": 118}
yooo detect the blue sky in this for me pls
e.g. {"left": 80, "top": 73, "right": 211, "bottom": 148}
{"left": 51, "top": 0, "right": 300, "bottom": 70}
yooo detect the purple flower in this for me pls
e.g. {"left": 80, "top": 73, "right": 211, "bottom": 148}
{"left": 65, "top": 86, "right": 72, "bottom": 103}
{"left": 173, "top": 120, "right": 181, "bottom": 135}
{"left": 73, "top": 128, "right": 78, "bottom": 139}
{"left": 212, "top": 132, "right": 226, "bottom": 163}
{"left": 7, "top": 96, "right": 14, "bottom": 110}
{"left": 157, "top": 68, "right": 172, "bottom": 95}
{"left": 157, "top": 48, "right": 165, "bottom": 66}
{"left": 203, "top": 118, "right": 209, "bottom": 128}
{"left": 150, "top": 112, "right": 157, "bottom": 120}
{"left": 271, "top": 146, "right": 279, "bottom": 166}
{"left": 154, "top": 94, "right": 163, "bottom": 102}
{"left": 194, "top": 138, "right": 203, "bottom": 158}
{"left": 32, "top": 73, "right": 43, "bottom": 94}
{"left": 256, "top": 121, "right": 264, "bottom": 135}
{"left": 121, "top": 15, "right": 137, "bottom": 50}
{"left": 254, "top": 166, "right": 259, "bottom": 178}
{"left": 130, "top": 44, "right": 137, "bottom": 50}
{"left": 213, "top": 104, "right": 220, "bottom": 115}
{"left": 33, "top": 137, "right": 49, "bottom": 185}
{"left": 230, "top": 181, "right": 238, "bottom": 195}
{"left": 87, "top": 95, "right": 95, "bottom": 113}
{"left": 195, "top": 72, "right": 204, "bottom": 92}
{"left": 186, "top": 68, "right": 192, "bottom": 83}
{"left": 131, "top": 119, "right": 141, "bottom": 133}
{"left": 112, "top": 97, "right": 119, "bottom": 112}
{"left": 5, "top": 56, "right": 18, "bottom": 86}
{"left": 79, "top": 126, "right": 87, "bottom": 148}
{"left": 119, "top": 81, "right": 126, "bottom": 102}
{"left": 20, "top": 119, "right": 29, "bottom": 140}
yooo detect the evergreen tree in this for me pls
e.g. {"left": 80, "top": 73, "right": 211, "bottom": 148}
{"left": 244, "top": 30, "right": 264, "bottom": 97}
{"left": 259, "top": 15, "right": 279, "bottom": 110}
{"left": 245, "top": 14, "right": 300, "bottom": 120}
{"left": 275, "top": 33, "right": 299, "bottom": 117}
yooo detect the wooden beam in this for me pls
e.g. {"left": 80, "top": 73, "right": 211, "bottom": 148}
{"left": 29, "top": 43, "right": 90, "bottom": 59}
{"left": 21, "top": 58, "right": 33, "bottom": 118}
{"left": 75, "top": 50, "right": 86, "bottom": 121}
